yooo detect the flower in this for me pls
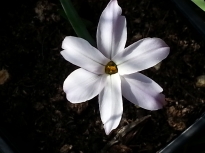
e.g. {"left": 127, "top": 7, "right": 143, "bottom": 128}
{"left": 61, "top": 0, "right": 170, "bottom": 135}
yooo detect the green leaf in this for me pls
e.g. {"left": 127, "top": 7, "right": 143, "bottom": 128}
{"left": 60, "top": 0, "right": 96, "bottom": 46}
{"left": 192, "top": 0, "right": 205, "bottom": 11}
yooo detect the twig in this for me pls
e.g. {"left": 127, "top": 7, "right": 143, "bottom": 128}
{"left": 101, "top": 115, "right": 151, "bottom": 153}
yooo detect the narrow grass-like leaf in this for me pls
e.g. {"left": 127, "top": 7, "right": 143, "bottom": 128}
{"left": 192, "top": 0, "right": 205, "bottom": 11}
{"left": 60, "top": 0, "right": 96, "bottom": 46}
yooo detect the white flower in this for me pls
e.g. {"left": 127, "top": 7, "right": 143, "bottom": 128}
{"left": 61, "top": 0, "right": 170, "bottom": 135}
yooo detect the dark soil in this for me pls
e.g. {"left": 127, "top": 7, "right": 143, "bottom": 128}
{"left": 0, "top": 0, "right": 205, "bottom": 153}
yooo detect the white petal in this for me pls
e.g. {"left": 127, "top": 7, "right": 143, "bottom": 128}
{"left": 63, "top": 68, "right": 107, "bottom": 103}
{"left": 121, "top": 73, "right": 166, "bottom": 110}
{"left": 97, "top": 0, "right": 127, "bottom": 59}
{"left": 99, "top": 73, "right": 123, "bottom": 135}
{"left": 61, "top": 36, "right": 110, "bottom": 74}
{"left": 113, "top": 38, "right": 170, "bottom": 75}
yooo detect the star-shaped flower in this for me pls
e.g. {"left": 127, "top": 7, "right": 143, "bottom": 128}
{"left": 61, "top": 0, "right": 170, "bottom": 135}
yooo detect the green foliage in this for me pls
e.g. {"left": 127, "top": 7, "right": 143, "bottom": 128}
{"left": 192, "top": 0, "right": 205, "bottom": 11}
{"left": 60, "top": 0, "right": 96, "bottom": 46}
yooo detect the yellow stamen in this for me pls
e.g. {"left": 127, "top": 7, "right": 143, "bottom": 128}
{"left": 105, "top": 61, "right": 118, "bottom": 75}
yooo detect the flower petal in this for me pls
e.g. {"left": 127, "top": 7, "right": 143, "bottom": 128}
{"left": 113, "top": 38, "right": 170, "bottom": 75}
{"left": 99, "top": 73, "right": 123, "bottom": 135}
{"left": 97, "top": 0, "right": 127, "bottom": 59}
{"left": 61, "top": 36, "right": 110, "bottom": 74}
{"left": 121, "top": 72, "right": 166, "bottom": 110}
{"left": 63, "top": 68, "right": 107, "bottom": 103}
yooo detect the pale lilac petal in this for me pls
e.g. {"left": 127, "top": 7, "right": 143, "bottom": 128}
{"left": 63, "top": 68, "right": 107, "bottom": 103}
{"left": 99, "top": 73, "right": 123, "bottom": 135}
{"left": 61, "top": 36, "right": 109, "bottom": 74}
{"left": 113, "top": 38, "right": 170, "bottom": 75}
{"left": 97, "top": 0, "right": 127, "bottom": 59}
{"left": 121, "top": 72, "right": 166, "bottom": 110}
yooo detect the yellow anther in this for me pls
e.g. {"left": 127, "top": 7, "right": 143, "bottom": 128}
{"left": 105, "top": 61, "right": 118, "bottom": 74}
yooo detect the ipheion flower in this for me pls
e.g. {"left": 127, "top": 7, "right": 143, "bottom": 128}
{"left": 61, "top": 0, "right": 170, "bottom": 135}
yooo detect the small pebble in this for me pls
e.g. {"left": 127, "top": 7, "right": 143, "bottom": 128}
{"left": 0, "top": 69, "right": 9, "bottom": 85}
{"left": 196, "top": 75, "right": 205, "bottom": 87}
{"left": 153, "top": 62, "right": 162, "bottom": 71}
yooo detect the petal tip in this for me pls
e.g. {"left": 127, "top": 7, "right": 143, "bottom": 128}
{"left": 103, "top": 122, "right": 115, "bottom": 135}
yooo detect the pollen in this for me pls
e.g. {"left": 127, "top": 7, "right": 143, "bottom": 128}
{"left": 105, "top": 61, "right": 118, "bottom": 74}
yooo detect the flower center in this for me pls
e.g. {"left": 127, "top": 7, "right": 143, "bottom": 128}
{"left": 105, "top": 61, "right": 118, "bottom": 75}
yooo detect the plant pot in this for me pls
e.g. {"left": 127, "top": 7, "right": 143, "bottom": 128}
{"left": 0, "top": 136, "right": 15, "bottom": 153}
{"left": 0, "top": 125, "right": 33, "bottom": 153}
{"left": 170, "top": 0, "right": 205, "bottom": 39}
{"left": 159, "top": 113, "right": 205, "bottom": 153}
